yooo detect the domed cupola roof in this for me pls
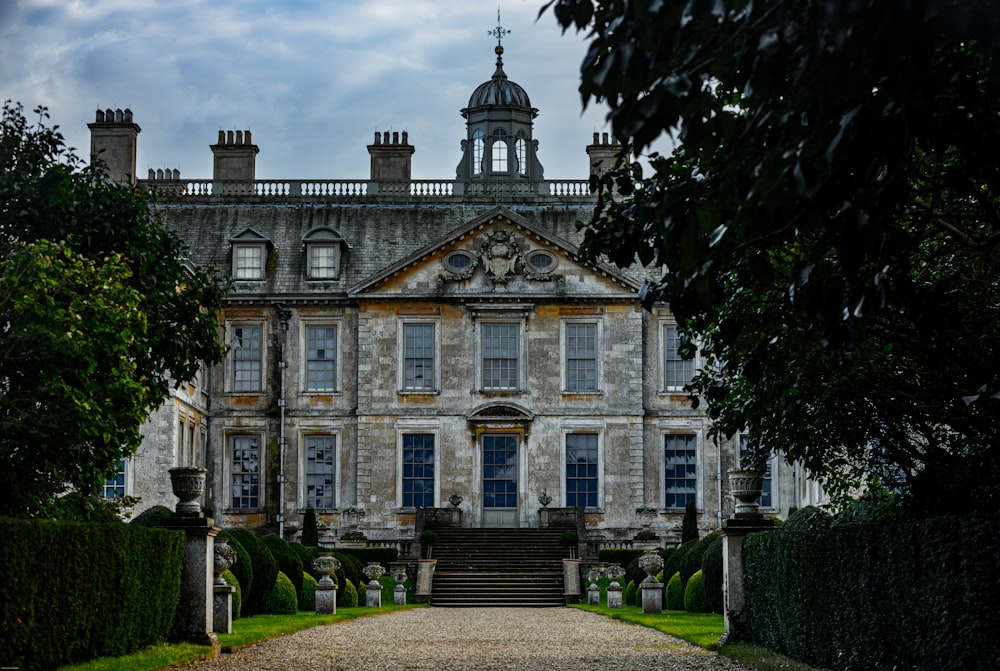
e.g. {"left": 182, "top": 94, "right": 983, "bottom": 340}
{"left": 465, "top": 46, "right": 536, "bottom": 113}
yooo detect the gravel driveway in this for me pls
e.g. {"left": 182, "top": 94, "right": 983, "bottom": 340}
{"left": 187, "top": 607, "right": 753, "bottom": 671}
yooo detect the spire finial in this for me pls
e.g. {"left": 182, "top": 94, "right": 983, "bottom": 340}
{"left": 488, "top": 4, "right": 509, "bottom": 54}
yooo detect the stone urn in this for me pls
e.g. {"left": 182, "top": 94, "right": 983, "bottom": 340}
{"left": 168, "top": 466, "right": 207, "bottom": 515}
{"left": 448, "top": 493, "right": 463, "bottom": 507}
{"left": 586, "top": 567, "right": 603, "bottom": 587}
{"left": 538, "top": 491, "right": 553, "bottom": 508}
{"left": 213, "top": 538, "right": 238, "bottom": 586}
{"left": 363, "top": 562, "right": 385, "bottom": 587}
{"left": 313, "top": 553, "right": 341, "bottom": 586}
{"left": 604, "top": 564, "right": 625, "bottom": 588}
{"left": 638, "top": 550, "right": 664, "bottom": 584}
{"left": 729, "top": 468, "right": 765, "bottom": 517}
{"left": 391, "top": 566, "right": 408, "bottom": 605}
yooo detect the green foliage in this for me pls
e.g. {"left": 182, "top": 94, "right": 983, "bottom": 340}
{"left": 226, "top": 529, "right": 277, "bottom": 617}
{"left": 544, "top": 1, "right": 1000, "bottom": 512}
{"left": 744, "top": 515, "right": 1000, "bottom": 669}
{"left": 0, "top": 102, "right": 229, "bottom": 517}
{"left": 783, "top": 506, "right": 832, "bottom": 532}
{"left": 622, "top": 580, "right": 636, "bottom": 608}
{"left": 261, "top": 534, "right": 303, "bottom": 598}
{"left": 334, "top": 552, "right": 362, "bottom": 601}
{"left": 831, "top": 481, "right": 903, "bottom": 528}
{"left": 288, "top": 542, "right": 318, "bottom": 581}
{"left": 265, "top": 571, "right": 298, "bottom": 615}
{"left": 680, "top": 531, "right": 720, "bottom": 589}
{"left": 701, "top": 536, "right": 724, "bottom": 615}
{"left": 222, "top": 569, "right": 242, "bottom": 620}
{"left": 301, "top": 508, "right": 319, "bottom": 547}
{"left": 299, "top": 572, "right": 317, "bottom": 612}
{"left": 341, "top": 579, "right": 359, "bottom": 608}
{"left": 217, "top": 530, "right": 252, "bottom": 611}
{"left": 683, "top": 570, "right": 710, "bottom": 613}
{"left": 129, "top": 505, "right": 174, "bottom": 528}
{"left": 0, "top": 519, "right": 184, "bottom": 670}
{"left": 681, "top": 502, "right": 698, "bottom": 543}
{"left": 338, "top": 547, "right": 398, "bottom": 567}
{"left": 665, "top": 572, "right": 684, "bottom": 611}
{"left": 662, "top": 539, "right": 695, "bottom": 589}
{"left": 598, "top": 548, "right": 644, "bottom": 571}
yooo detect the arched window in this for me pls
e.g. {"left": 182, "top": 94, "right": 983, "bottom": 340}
{"left": 491, "top": 129, "right": 508, "bottom": 174}
{"left": 516, "top": 137, "right": 527, "bottom": 177}
{"left": 473, "top": 130, "right": 485, "bottom": 176}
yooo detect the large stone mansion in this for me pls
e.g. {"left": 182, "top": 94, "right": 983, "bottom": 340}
{"left": 90, "top": 41, "right": 825, "bottom": 546}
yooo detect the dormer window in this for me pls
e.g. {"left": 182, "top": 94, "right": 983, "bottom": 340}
{"left": 229, "top": 228, "right": 270, "bottom": 280}
{"left": 302, "top": 226, "right": 349, "bottom": 280}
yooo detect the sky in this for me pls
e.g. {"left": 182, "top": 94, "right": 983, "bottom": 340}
{"left": 0, "top": 0, "right": 626, "bottom": 181}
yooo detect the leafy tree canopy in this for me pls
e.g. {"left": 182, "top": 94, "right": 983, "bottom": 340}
{"left": 0, "top": 101, "right": 228, "bottom": 517}
{"left": 545, "top": 1, "right": 1000, "bottom": 512}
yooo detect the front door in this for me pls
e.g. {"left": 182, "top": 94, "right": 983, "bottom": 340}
{"left": 482, "top": 434, "right": 518, "bottom": 527}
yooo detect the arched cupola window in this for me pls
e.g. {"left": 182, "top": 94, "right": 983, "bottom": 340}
{"left": 515, "top": 134, "right": 527, "bottom": 177}
{"left": 491, "top": 129, "right": 508, "bottom": 174}
{"left": 473, "top": 130, "right": 485, "bottom": 176}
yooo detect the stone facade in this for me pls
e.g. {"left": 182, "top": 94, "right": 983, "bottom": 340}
{"left": 92, "top": 44, "right": 825, "bottom": 545}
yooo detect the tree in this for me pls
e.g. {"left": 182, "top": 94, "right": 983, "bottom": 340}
{"left": 0, "top": 101, "right": 228, "bottom": 516}
{"left": 544, "top": 2, "right": 1000, "bottom": 511}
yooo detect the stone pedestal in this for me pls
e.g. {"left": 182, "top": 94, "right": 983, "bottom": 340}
{"left": 213, "top": 584, "right": 236, "bottom": 634}
{"left": 588, "top": 582, "right": 601, "bottom": 605}
{"left": 607, "top": 584, "right": 623, "bottom": 608}
{"left": 366, "top": 583, "right": 382, "bottom": 608}
{"left": 721, "top": 516, "right": 775, "bottom": 643}
{"left": 315, "top": 584, "right": 337, "bottom": 614}
{"left": 641, "top": 580, "right": 663, "bottom": 614}
{"left": 414, "top": 559, "right": 436, "bottom": 604}
{"left": 562, "top": 558, "right": 581, "bottom": 604}
{"left": 394, "top": 584, "right": 407, "bottom": 605}
{"left": 160, "top": 515, "right": 220, "bottom": 650}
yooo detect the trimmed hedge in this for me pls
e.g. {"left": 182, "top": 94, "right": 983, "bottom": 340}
{"left": 341, "top": 578, "right": 359, "bottom": 607}
{"left": 266, "top": 571, "right": 298, "bottom": 614}
{"left": 623, "top": 580, "right": 636, "bottom": 607}
{"left": 261, "top": 534, "right": 303, "bottom": 598}
{"left": 300, "top": 572, "right": 317, "bottom": 611}
{"left": 701, "top": 536, "right": 724, "bottom": 614}
{"left": 680, "top": 531, "right": 720, "bottom": 588}
{"left": 662, "top": 539, "right": 695, "bottom": 588}
{"left": 289, "top": 542, "right": 319, "bottom": 580}
{"left": 338, "top": 546, "right": 399, "bottom": 567}
{"left": 301, "top": 508, "right": 319, "bottom": 547}
{"left": 683, "top": 570, "right": 710, "bottom": 613}
{"left": 0, "top": 519, "right": 184, "bottom": 670}
{"left": 226, "top": 528, "right": 278, "bottom": 617}
{"left": 665, "top": 572, "right": 684, "bottom": 610}
{"left": 128, "top": 505, "right": 174, "bottom": 528}
{"left": 744, "top": 515, "right": 1000, "bottom": 670}
{"left": 217, "top": 530, "right": 252, "bottom": 612}
{"left": 221, "top": 569, "right": 242, "bottom": 619}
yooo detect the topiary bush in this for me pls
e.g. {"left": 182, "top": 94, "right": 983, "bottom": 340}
{"left": 266, "top": 571, "right": 298, "bottom": 614}
{"left": 680, "top": 531, "right": 721, "bottom": 588}
{"left": 299, "top": 572, "right": 317, "bottom": 611}
{"left": 684, "top": 570, "right": 711, "bottom": 612}
{"left": 335, "top": 551, "right": 363, "bottom": 600}
{"left": 261, "top": 534, "right": 303, "bottom": 598}
{"left": 662, "top": 539, "right": 695, "bottom": 587}
{"left": 623, "top": 580, "right": 636, "bottom": 607}
{"left": 129, "top": 505, "right": 174, "bottom": 527}
{"left": 783, "top": 505, "right": 832, "bottom": 532}
{"left": 222, "top": 569, "right": 242, "bottom": 619}
{"left": 226, "top": 528, "right": 278, "bottom": 616}
{"left": 341, "top": 578, "right": 359, "bottom": 608}
{"left": 681, "top": 500, "right": 699, "bottom": 543}
{"left": 666, "top": 572, "right": 684, "bottom": 610}
{"left": 289, "top": 542, "right": 319, "bottom": 580}
{"left": 701, "top": 536, "right": 724, "bottom": 614}
{"left": 301, "top": 508, "right": 319, "bottom": 547}
{"left": 217, "top": 530, "right": 252, "bottom": 611}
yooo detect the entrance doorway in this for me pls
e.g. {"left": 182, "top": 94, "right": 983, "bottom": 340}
{"left": 482, "top": 434, "right": 518, "bottom": 527}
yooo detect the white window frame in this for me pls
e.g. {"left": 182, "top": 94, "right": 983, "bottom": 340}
{"left": 232, "top": 243, "right": 266, "bottom": 280}
{"left": 491, "top": 129, "right": 509, "bottom": 174}
{"left": 560, "top": 419, "right": 606, "bottom": 510}
{"left": 226, "top": 322, "right": 266, "bottom": 394}
{"left": 661, "top": 321, "right": 696, "bottom": 392}
{"left": 227, "top": 432, "right": 265, "bottom": 511}
{"left": 100, "top": 457, "right": 133, "bottom": 500}
{"left": 397, "top": 319, "right": 440, "bottom": 394}
{"left": 560, "top": 319, "right": 602, "bottom": 393}
{"left": 301, "top": 321, "right": 341, "bottom": 393}
{"left": 307, "top": 244, "right": 341, "bottom": 280}
{"left": 298, "top": 427, "right": 342, "bottom": 511}
{"left": 473, "top": 129, "right": 485, "bottom": 176}
{"left": 395, "top": 419, "right": 441, "bottom": 509}
{"left": 477, "top": 320, "right": 526, "bottom": 392}
{"left": 658, "top": 422, "right": 705, "bottom": 511}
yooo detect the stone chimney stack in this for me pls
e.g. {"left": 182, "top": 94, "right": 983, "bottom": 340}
{"left": 367, "top": 131, "right": 415, "bottom": 181}
{"left": 211, "top": 129, "right": 259, "bottom": 181}
{"left": 88, "top": 108, "right": 141, "bottom": 186}
{"left": 586, "top": 132, "right": 622, "bottom": 179}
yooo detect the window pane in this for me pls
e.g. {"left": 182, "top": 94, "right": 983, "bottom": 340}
{"left": 232, "top": 436, "right": 260, "bottom": 509}
{"left": 664, "top": 324, "right": 693, "bottom": 390}
{"left": 566, "top": 434, "right": 598, "bottom": 507}
{"left": 516, "top": 138, "right": 527, "bottom": 176}
{"left": 306, "top": 435, "right": 336, "bottom": 509}
{"left": 310, "top": 245, "right": 340, "bottom": 278}
{"left": 482, "top": 322, "right": 518, "bottom": 390}
{"left": 101, "top": 459, "right": 127, "bottom": 500}
{"left": 402, "top": 434, "right": 435, "bottom": 507}
{"left": 306, "top": 325, "right": 337, "bottom": 391}
{"left": 491, "top": 131, "right": 508, "bottom": 173}
{"left": 234, "top": 245, "right": 263, "bottom": 279}
{"left": 403, "top": 324, "right": 435, "bottom": 390}
{"left": 232, "top": 326, "right": 262, "bottom": 392}
{"left": 566, "top": 323, "right": 597, "bottom": 391}
{"left": 664, "top": 434, "right": 697, "bottom": 508}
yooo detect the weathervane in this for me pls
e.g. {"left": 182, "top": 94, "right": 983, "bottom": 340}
{"left": 488, "top": 4, "right": 509, "bottom": 48}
